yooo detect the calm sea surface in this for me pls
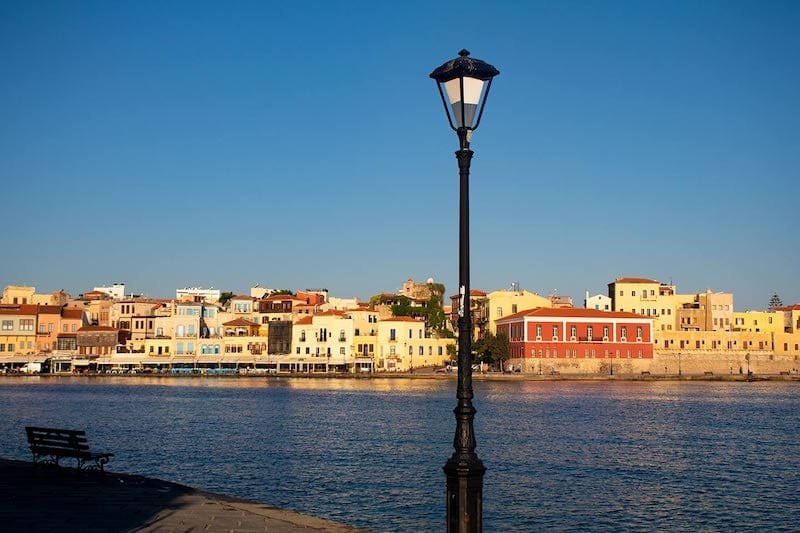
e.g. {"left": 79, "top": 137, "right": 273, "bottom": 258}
{"left": 1, "top": 377, "right": 798, "bottom": 532}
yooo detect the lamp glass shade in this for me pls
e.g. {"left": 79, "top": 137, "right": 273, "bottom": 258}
{"left": 443, "top": 76, "right": 485, "bottom": 130}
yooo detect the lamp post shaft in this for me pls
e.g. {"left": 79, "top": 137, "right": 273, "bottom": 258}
{"left": 444, "top": 135, "right": 485, "bottom": 533}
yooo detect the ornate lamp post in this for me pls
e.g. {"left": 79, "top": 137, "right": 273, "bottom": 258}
{"left": 430, "top": 49, "right": 499, "bottom": 533}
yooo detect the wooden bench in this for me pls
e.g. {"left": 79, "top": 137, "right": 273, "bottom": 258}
{"left": 25, "top": 426, "right": 114, "bottom": 473}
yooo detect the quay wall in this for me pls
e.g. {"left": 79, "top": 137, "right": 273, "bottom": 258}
{"left": 508, "top": 350, "right": 799, "bottom": 376}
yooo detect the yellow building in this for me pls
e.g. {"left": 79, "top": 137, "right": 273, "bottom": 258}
{"left": 375, "top": 316, "right": 454, "bottom": 371}
{"left": 609, "top": 278, "right": 734, "bottom": 333}
{"left": 0, "top": 304, "right": 39, "bottom": 367}
{"left": 1, "top": 286, "right": 35, "bottom": 305}
{"left": 481, "top": 289, "right": 551, "bottom": 337}
{"left": 2, "top": 286, "right": 69, "bottom": 306}
{"left": 732, "top": 310, "right": 784, "bottom": 334}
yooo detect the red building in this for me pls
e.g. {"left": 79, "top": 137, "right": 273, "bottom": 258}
{"left": 496, "top": 308, "right": 654, "bottom": 363}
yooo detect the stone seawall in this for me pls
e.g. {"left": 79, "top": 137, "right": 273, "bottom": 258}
{"left": 508, "top": 350, "right": 800, "bottom": 376}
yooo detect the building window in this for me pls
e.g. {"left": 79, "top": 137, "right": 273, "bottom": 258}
{"left": 636, "top": 326, "right": 643, "bottom": 338}
{"left": 496, "top": 307, "right": 503, "bottom": 317}
{"left": 587, "top": 326, "right": 593, "bottom": 339}
{"left": 419, "top": 346, "right": 424, "bottom": 355}
{"left": 390, "top": 329, "right": 396, "bottom": 341}
{"left": 2, "top": 320, "right": 13, "bottom": 331}
{"left": 536, "top": 325, "right": 542, "bottom": 337}
{"left": 570, "top": 325, "right": 577, "bottom": 337}
{"left": 20, "top": 319, "right": 34, "bottom": 331}
{"left": 603, "top": 325, "right": 609, "bottom": 338}
{"left": 632, "top": 291, "right": 636, "bottom": 296}
{"left": 621, "top": 326, "right": 627, "bottom": 338}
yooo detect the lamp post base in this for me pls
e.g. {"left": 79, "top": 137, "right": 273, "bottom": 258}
{"left": 444, "top": 453, "right": 485, "bottom": 533}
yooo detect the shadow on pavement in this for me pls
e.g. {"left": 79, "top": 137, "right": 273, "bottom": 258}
{"left": 0, "top": 458, "right": 195, "bottom": 532}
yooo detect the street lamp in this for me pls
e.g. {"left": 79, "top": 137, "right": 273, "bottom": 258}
{"left": 430, "top": 49, "right": 499, "bottom": 533}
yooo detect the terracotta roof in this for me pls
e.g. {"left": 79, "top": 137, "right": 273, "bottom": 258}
{"left": 264, "top": 294, "right": 304, "bottom": 302}
{"left": 497, "top": 307, "right": 649, "bottom": 322}
{"left": 77, "top": 326, "right": 119, "bottom": 332}
{"left": 222, "top": 318, "right": 257, "bottom": 327}
{"left": 610, "top": 277, "right": 660, "bottom": 284}
{"left": 294, "top": 316, "right": 314, "bottom": 325}
{"left": 37, "top": 305, "right": 62, "bottom": 315}
{"left": 450, "top": 289, "right": 487, "bottom": 298}
{"left": 381, "top": 316, "right": 424, "bottom": 322}
{"left": 230, "top": 295, "right": 256, "bottom": 301}
{"left": 0, "top": 304, "right": 38, "bottom": 315}
{"left": 775, "top": 304, "right": 800, "bottom": 311}
{"left": 61, "top": 309, "right": 85, "bottom": 320}
{"left": 315, "top": 310, "right": 346, "bottom": 317}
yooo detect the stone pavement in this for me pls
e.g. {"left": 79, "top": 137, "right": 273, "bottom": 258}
{"left": 0, "top": 458, "right": 369, "bottom": 532}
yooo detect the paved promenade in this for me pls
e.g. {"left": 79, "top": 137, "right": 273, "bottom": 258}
{"left": 0, "top": 458, "right": 368, "bottom": 532}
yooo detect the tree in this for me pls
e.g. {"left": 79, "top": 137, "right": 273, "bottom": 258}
{"left": 446, "top": 343, "right": 457, "bottom": 361}
{"left": 218, "top": 292, "right": 235, "bottom": 307}
{"left": 472, "top": 332, "right": 509, "bottom": 370}
{"left": 769, "top": 293, "right": 783, "bottom": 310}
{"left": 272, "top": 289, "right": 295, "bottom": 296}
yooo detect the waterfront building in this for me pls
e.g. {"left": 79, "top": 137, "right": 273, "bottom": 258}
{"left": 2, "top": 286, "right": 69, "bottom": 306}
{"left": 677, "top": 289, "right": 733, "bottom": 332}
{"left": 35, "top": 305, "right": 62, "bottom": 353}
{"left": 549, "top": 293, "right": 574, "bottom": 308}
{"left": 449, "top": 289, "right": 487, "bottom": 339}
{"left": 176, "top": 287, "right": 221, "bottom": 303}
{"left": 32, "top": 305, "right": 83, "bottom": 354}
{"left": 66, "top": 297, "right": 113, "bottom": 327}
{"left": 1, "top": 286, "right": 35, "bottom": 305}
{"left": 221, "top": 317, "right": 265, "bottom": 361}
{"left": 55, "top": 308, "right": 86, "bottom": 353}
{"left": 731, "top": 310, "right": 785, "bottom": 334}
{"left": 585, "top": 291, "right": 612, "bottom": 311}
{"left": 93, "top": 283, "right": 126, "bottom": 300}
{"left": 76, "top": 326, "right": 126, "bottom": 357}
{"left": 497, "top": 308, "right": 654, "bottom": 374}
{"left": 776, "top": 304, "right": 800, "bottom": 333}
{"left": 291, "top": 311, "right": 359, "bottom": 372}
{"left": 297, "top": 289, "right": 328, "bottom": 306}
{"left": 481, "top": 288, "right": 552, "bottom": 338}
{"left": 256, "top": 294, "right": 306, "bottom": 321}
{"left": 0, "top": 304, "right": 38, "bottom": 365}
{"left": 328, "top": 296, "right": 361, "bottom": 311}
{"left": 608, "top": 278, "right": 733, "bottom": 333}
{"left": 347, "top": 306, "right": 379, "bottom": 360}
{"left": 375, "top": 316, "right": 453, "bottom": 372}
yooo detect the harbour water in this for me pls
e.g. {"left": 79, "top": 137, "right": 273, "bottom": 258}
{"left": 1, "top": 376, "right": 798, "bottom": 532}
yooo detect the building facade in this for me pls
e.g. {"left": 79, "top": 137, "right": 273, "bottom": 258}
{"left": 497, "top": 308, "right": 654, "bottom": 374}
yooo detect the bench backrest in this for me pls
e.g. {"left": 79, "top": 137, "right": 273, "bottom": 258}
{"left": 25, "top": 426, "right": 91, "bottom": 453}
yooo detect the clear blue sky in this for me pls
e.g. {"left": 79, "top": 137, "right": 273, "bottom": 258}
{"left": 1, "top": 0, "right": 798, "bottom": 311}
